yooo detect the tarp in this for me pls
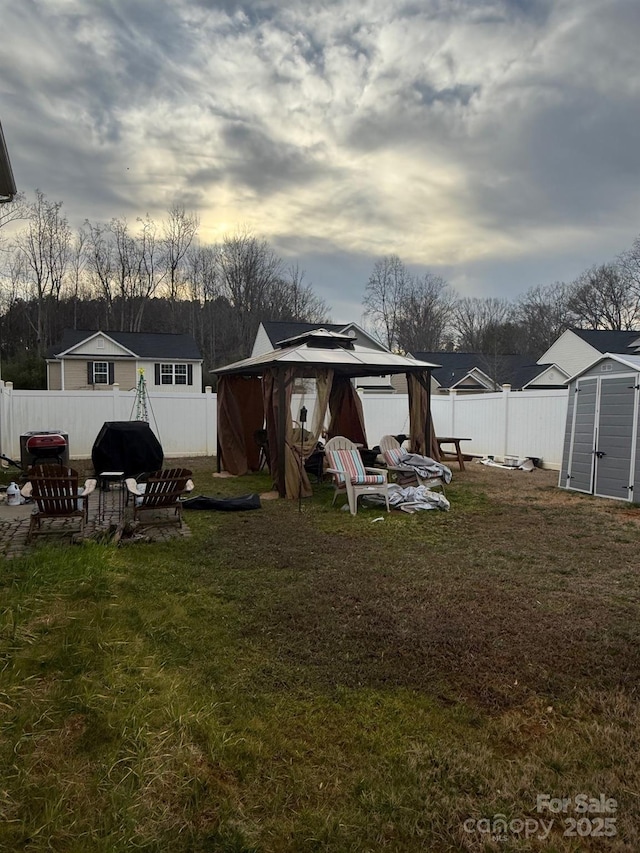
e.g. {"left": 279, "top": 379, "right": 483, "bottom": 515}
{"left": 91, "top": 421, "right": 163, "bottom": 478}
{"left": 181, "top": 493, "right": 261, "bottom": 511}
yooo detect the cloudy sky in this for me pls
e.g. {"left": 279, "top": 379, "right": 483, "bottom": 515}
{"left": 1, "top": 0, "right": 639, "bottom": 320}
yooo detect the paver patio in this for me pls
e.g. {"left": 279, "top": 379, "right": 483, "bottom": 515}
{"left": 0, "top": 486, "right": 190, "bottom": 558}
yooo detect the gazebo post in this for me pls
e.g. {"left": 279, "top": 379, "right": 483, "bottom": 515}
{"left": 426, "top": 369, "right": 432, "bottom": 456}
{"left": 277, "top": 368, "right": 287, "bottom": 498}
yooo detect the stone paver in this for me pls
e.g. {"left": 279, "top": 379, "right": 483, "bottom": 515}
{"left": 0, "top": 487, "right": 190, "bottom": 559}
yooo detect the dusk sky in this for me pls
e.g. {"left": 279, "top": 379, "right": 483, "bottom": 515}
{"left": 2, "top": 0, "right": 639, "bottom": 321}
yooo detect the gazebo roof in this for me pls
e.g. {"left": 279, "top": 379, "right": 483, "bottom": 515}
{"left": 214, "top": 329, "right": 440, "bottom": 378}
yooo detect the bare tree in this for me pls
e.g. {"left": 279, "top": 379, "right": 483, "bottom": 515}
{"left": 85, "top": 221, "right": 115, "bottom": 326}
{"left": 216, "top": 231, "right": 284, "bottom": 357}
{"left": 452, "top": 297, "right": 512, "bottom": 351}
{"left": 514, "top": 282, "right": 572, "bottom": 356}
{"left": 395, "top": 272, "right": 454, "bottom": 353}
{"left": 363, "top": 254, "right": 411, "bottom": 350}
{"left": 161, "top": 204, "right": 199, "bottom": 330}
{"left": 567, "top": 263, "right": 639, "bottom": 330}
{"left": 15, "top": 190, "right": 71, "bottom": 353}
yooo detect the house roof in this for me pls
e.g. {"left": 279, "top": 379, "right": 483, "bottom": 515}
{"left": 412, "top": 351, "right": 545, "bottom": 389}
{"left": 47, "top": 329, "right": 202, "bottom": 360}
{"left": 570, "top": 328, "right": 640, "bottom": 353}
{"left": 260, "top": 320, "right": 386, "bottom": 350}
{"left": 215, "top": 329, "right": 438, "bottom": 377}
{"left": 0, "top": 120, "right": 17, "bottom": 202}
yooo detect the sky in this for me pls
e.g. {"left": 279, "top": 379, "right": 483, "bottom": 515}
{"left": 1, "top": 0, "right": 640, "bottom": 322}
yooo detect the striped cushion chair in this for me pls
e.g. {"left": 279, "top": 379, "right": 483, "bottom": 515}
{"left": 379, "top": 434, "right": 446, "bottom": 492}
{"left": 325, "top": 437, "right": 389, "bottom": 516}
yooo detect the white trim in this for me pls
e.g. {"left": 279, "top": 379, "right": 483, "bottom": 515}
{"left": 566, "top": 377, "right": 597, "bottom": 493}
{"left": 593, "top": 372, "right": 637, "bottom": 502}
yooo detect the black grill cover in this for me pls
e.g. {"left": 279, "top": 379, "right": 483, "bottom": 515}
{"left": 91, "top": 421, "right": 163, "bottom": 478}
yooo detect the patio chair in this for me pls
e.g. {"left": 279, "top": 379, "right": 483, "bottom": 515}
{"left": 379, "top": 435, "right": 446, "bottom": 492}
{"left": 24, "top": 465, "right": 97, "bottom": 542}
{"left": 125, "top": 468, "right": 194, "bottom": 527}
{"left": 325, "top": 436, "right": 389, "bottom": 516}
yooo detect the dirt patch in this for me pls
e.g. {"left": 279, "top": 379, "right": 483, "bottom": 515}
{"left": 217, "top": 464, "right": 640, "bottom": 710}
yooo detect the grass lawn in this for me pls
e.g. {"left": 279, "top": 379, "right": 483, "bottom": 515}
{"left": 1, "top": 460, "right": 639, "bottom": 851}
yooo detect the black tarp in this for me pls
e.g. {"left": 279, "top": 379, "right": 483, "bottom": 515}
{"left": 91, "top": 421, "right": 163, "bottom": 478}
{"left": 181, "top": 494, "right": 261, "bottom": 511}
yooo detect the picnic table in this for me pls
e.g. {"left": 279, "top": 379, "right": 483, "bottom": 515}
{"left": 436, "top": 436, "right": 471, "bottom": 471}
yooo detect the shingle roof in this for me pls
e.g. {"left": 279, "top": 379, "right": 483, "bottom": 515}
{"left": 47, "top": 330, "right": 202, "bottom": 360}
{"left": 570, "top": 328, "right": 640, "bottom": 353}
{"left": 413, "top": 351, "right": 549, "bottom": 389}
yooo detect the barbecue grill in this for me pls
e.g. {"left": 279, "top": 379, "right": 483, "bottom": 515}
{"left": 20, "top": 430, "right": 70, "bottom": 469}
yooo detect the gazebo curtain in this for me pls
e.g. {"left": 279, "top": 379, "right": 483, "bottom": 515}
{"left": 327, "top": 375, "right": 368, "bottom": 446}
{"left": 407, "top": 371, "right": 440, "bottom": 461}
{"left": 217, "top": 375, "right": 264, "bottom": 475}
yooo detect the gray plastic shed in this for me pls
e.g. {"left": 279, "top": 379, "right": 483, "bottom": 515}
{"left": 560, "top": 353, "right": 640, "bottom": 501}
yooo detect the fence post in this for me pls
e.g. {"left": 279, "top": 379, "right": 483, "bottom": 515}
{"left": 204, "top": 386, "right": 213, "bottom": 456}
{"left": 449, "top": 390, "right": 456, "bottom": 435}
{"left": 502, "top": 384, "right": 511, "bottom": 459}
{"left": 112, "top": 383, "right": 120, "bottom": 419}
{"left": 2, "top": 382, "right": 15, "bottom": 459}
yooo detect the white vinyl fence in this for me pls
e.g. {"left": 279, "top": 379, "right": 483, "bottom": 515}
{"left": 0, "top": 383, "right": 569, "bottom": 469}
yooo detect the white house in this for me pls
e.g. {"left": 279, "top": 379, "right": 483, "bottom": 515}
{"left": 46, "top": 330, "right": 203, "bottom": 392}
{"left": 536, "top": 328, "right": 640, "bottom": 380}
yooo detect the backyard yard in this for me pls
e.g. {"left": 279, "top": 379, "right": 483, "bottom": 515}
{"left": 0, "top": 460, "right": 638, "bottom": 851}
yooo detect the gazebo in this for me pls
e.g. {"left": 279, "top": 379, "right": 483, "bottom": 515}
{"left": 213, "top": 329, "right": 440, "bottom": 498}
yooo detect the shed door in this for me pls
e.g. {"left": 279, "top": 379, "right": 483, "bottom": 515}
{"left": 594, "top": 375, "right": 637, "bottom": 501}
{"left": 566, "top": 378, "right": 598, "bottom": 493}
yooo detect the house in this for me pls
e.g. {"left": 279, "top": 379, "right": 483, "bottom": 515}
{"left": 0, "top": 119, "right": 17, "bottom": 202}
{"left": 411, "top": 351, "right": 559, "bottom": 393}
{"left": 252, "top": 321, "right": 396, "bottom": 392}
{"left": 537, "top": 328, "right": 640, "bottom": 380}
{"left": 46, "top": 330, "right": 203, "bottom": 392}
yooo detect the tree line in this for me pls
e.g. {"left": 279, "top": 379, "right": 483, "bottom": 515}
{"left": 363, "top": 241, "right": 640, "bottom": 357}
{"left": 2, "top": 189, "right": 640, "bottom": 389}
{"left": 0, "top": 191, "right": 329, "bottom": 387}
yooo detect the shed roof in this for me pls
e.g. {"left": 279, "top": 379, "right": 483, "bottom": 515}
{"left": 566, "top": 352, "right": 640, "bottom": 383}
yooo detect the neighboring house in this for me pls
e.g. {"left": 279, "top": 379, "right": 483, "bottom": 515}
{"left": 0, "top": 119, "right": 17, "bottom": 203}
{"left": 252, "top": 321, "right": 396, "bottom": 392}
{"left": 46, "top": 330, "right": 203, "bottom": 392}
{"left": 411, "top": 351, "right": 560, "bottom": 393}
{"left": 537, "top": 328, "right": 640, "bottom": 379}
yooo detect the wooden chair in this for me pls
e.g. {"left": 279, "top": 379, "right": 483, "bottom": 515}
{"left": 125, "top": 468, "right": 194, "bottom": 527}
{"left": 25, "top": 465, "right": 97, "bottom": 542}
{"left": 325, "top": 437, "right": 389, "bottom": 516}
{"left": 379, "top": 435, "right": 445, "bottom": 492}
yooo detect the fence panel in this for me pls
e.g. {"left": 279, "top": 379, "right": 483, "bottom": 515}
{"left": 0, "top": 385, "right": 569, "bottom": 469}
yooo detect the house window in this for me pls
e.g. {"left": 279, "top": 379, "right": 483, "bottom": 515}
{"left": 155, "top": 363, "right": 193, "bottom": 386}
{"left": 92, "top": 362, "right": 109, "bottom": 384}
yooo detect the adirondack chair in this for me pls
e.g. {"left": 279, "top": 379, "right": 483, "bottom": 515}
{"left": 325, "top": 437, "right": 389, "bottom": 516}
{"left": 379, "top": 435, "right": 446, "bottom": 492}
{"left": 25, "top": 465, "right": 97, "bottom": 542}
{"left": 125, "top": 468, "right": 194, "bottom": 527}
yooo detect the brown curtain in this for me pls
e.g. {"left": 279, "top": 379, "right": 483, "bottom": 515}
{"left": 407, "top": 371, "right": 440, "bottom": 460}
{"left": 217, "top": 375, "right": 264, "bottom": 475}
{"left": 327, "top": 376, "right": 368, "bottom": 446}
{"left": 262, "top": 367, "right": 312, "bottom": 499}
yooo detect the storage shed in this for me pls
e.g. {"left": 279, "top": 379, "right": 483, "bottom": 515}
{"left": 560, "top": 353, "right": 640, "bottom": 501}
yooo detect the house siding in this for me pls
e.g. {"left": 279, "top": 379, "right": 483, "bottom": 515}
{"left": 537, "top": 330, "right": 600, "bottom": 378}
{"left": 47, "top": 361, "right": 62, "bottom": 390}
{"left": 62, "top": 358, "right": 137, "bottom": 390}
{"left": 65, "top": 334, "right": 132, "bottom": 357}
